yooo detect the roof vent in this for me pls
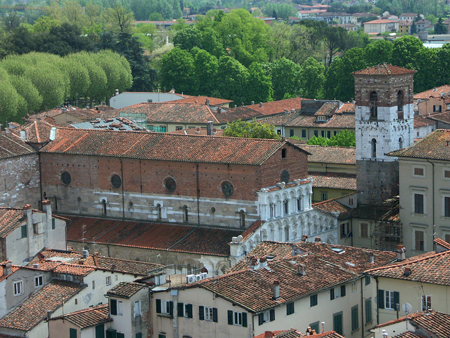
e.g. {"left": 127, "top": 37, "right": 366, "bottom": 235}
{"left": 272, "top": 280, "right": 280, "bottom": 299}
{"left": 315, "top": 237, "right": 321, "bottom": 243}
{"left": 82, "top": 249, "right": 89, "bottom": 259}
{"left": 260, "top": 257, "right": 267, "bottom": 268}
{"left": 301, "top": 235, "right": 308, "bottom": 242}
{"left": 260, "top": 102, "right": 263, "bottom": 107}
{"left": 404, "top": 267, "right": 412, "bottom": 276}
{"left": 297, "top": 264, "right": 306, "bottom": 276}
{"left": 33, "top": 263, "right": 39, "bottom": 269}
{"left": 368, "top": 252, "right": 375, "bottom": 263}
{"left": 251, "top": 101, "right": 255, "bottom": 105}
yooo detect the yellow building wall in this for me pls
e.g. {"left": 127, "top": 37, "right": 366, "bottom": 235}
{"left": 312, "top": 187, "right": 356, "bottom": 203}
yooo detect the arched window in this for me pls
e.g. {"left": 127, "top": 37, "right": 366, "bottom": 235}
{"left": 397, "top": 90, "right": 404, "bottom": 112}
{"left": 182, "top": 205, "right": 188, "bottom": 222}
{"left": 156, "top": 204, "right": 162, "bottom": 220}
{"left": 285, "top": 226, "right": 289, "bottom": 242}
{"left": 102, "top": 200, "right": 107, "bottom": 216}
{"left": 297, "top": 197, "right": 303, "bottom": 211}
{"left": 399, "top": 137, "right": 403, "bottom": 150}
{"left": 284, "top": 200, "right": 289, "bottom": 215}
{"left": 239, "top": 210, "right": 246, "bottom": 228}
{"left": 371, "top": 139, "right": 377, "bottom": 158}
{"left": 370, "top": 91, "right": 378, "bottom": 119}
{"left": 269, "top": 204, "right": 274, "bottom": 218}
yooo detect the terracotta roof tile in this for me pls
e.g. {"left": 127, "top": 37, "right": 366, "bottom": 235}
{"left": 312, "top": 198, "right": 352, "bottom": 220}
{"left": 254, "top": 329, "right": 303, "bottom": 338}
{"left": 299, "top": 145, "right": 356, "bottom": 165}
{"left": 49, "top": 304, "right": 111, "bottom": 328}
{"left": 413, "top": 85, "right": 450, "bottom": 99}
{"left": 52, "top": 263, "right": 95, "bottom": 276}
{"left": 309, "top": 172, "right": 356, "bottom": 190}
{"left": 336, "top": 103, "right": 355, "bottom": 114}
{"left": 352, "top": 63, "right": 417, "bottom": 76}
{"left": 314, "top": 102, "right": 338, "bottom": 116}
{"left": 366, "top": 250, "right": 450, "bottom": 286}
{"left": 426, "top": 111, "right": 450, "bottom": 125}
{"left": 0, "top": 280, "right": 85, "bottom": 331}
{"left": 309, "top": 332, "right": 345, "bottom": 338}
{"left": 182, "top": 243, "right": 395, "bottom": 312}
{"left": 434, "top": 238, "right": 450, "bottom": 250}
{"left": 0, "top": 264, "right": 20, "bottom": 283}
{"left": 31, "top": 108, "right": 104, "bottom": 122}
{"left": 388, "top": 129, "right": 450, "bottom": 161}
{"left": 66, "top": 216, "right": 242, "bottom": 257}
{"left": 8, "top": 120, "right": 54, "bottom": 145}
{"left": 414, "top": 116, "right": 436, "bottom": 128}
{"left": 0, "top": 133, "right": 36, "bottom": 160}
{"left": 391, "top": 332, "right": 421, "bottom": 338}
{"left": 165, "top": 96, "right": 232, "bottom": 106}
{"left": 286, "top": 113, "right": 355, "bottom": 129}
{"left": 0, "top": 208, "right": 26, "bottom": 238}
{"left": 40, "top": 127, "right": 287, "bottom": 165}
{"left": 107, "top": 282, "right": 147, "bottom": 298}
{"left": 168, "top": 128, "right": 224, "bottom": 137}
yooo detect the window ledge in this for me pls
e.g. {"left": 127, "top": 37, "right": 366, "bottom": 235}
{"left": 157, "top": 314, "right": 173, "bottom": 319}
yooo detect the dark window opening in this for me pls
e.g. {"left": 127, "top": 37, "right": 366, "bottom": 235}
{"left": 282, "top": 149, "right": 286, "bottom": 158}
{"left": 397, "top": 90, "right": 404, "bottom": 112}
{"left": 369, "top": 91, "right": 378, "bottom": 119}
{"left": 414, "top": 194, "right": 424, "bottom": 214}
{"left": 371, "top": 139, "right": 377, "bottom": 158}
{"left": 102, "top": 200, "right": 107, "bottom": 216}
{"left": 165, "top": 178, "right": 176, "bottom": 192}
{"left": 281, "top": 170, "right": 289, "bottom": 183}
{"left": 61, "top": 172, "right": 71, "bottom": 185}
{"left": 111, "top": 175, "right": 121, "bottom": 189}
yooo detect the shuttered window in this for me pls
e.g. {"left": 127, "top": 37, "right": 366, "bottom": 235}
{"left": 351, "top": 305, "right": 358, "bottom": 331}
{"left": 365, "top": 298, "right": 372, "bottom": 324}
{"left": 70, "top": 328, "right": 77, "bottom": 338}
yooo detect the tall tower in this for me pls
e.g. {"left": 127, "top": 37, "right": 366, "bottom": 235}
{"left": 353, "top": 63, "right": 416, "bottom": 205}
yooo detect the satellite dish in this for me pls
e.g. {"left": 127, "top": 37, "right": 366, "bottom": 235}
{"left": 402, "top": 303, "right": 413, "bottom": 314}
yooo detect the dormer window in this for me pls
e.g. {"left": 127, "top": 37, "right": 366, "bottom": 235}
{"left": 316, "top": 116, "right": 327, "bottom": 122}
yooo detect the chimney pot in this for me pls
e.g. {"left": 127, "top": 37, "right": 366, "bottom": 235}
{"left": 206, "top": 121, "right": 214, "bottom": 136}
{"left": 297, "top": 264, "right": 306, "bottom": 276}
{"left": 251, "top": 101, "right": 255, "bottom": 105}
{"left": 265, "top": 332, "right": 274, "bottom": 338}
{"left": 302, "top": 235, "right": 308, "bottom": 242}
{"left": 2, "top": 261, "right": 12, "bottom": 276}
{"left": 315, "top": 237, "right": 321, "bottom": 243}
{"left": 260, "top": 102, "right": 263, "bottom": 107}
{"left": 272, "top": 280, "right": 280, "bottom": 299}
{"left": 404, "top": 267, "right": 411, "bottom": 276}
{"left": 397, "top": 245, "right": 406, "bottom": 261}
{"left": 368, "top": 252, "right": 375, "bottom": 263}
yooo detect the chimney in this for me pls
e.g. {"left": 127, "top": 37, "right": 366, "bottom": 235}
{"left": 404, "top": 267, "right": 412, "bottom": 276}
{"left": 368, "top": 252, "right": 375, "bottom": 263}
{"left": 206, "top": 121, "right": 214, "bottom": 136}
{"left": 251, "top": 101, "right": 255, "bottom": 105}
{"left": 315, "top": 237, "right": 321, "bottom": 243}
{"left": 260, "top": 257, "right": 267, "bottom": 268}
{"left": 260, "top": 102, "right": 263, "bottom": 107}
{"left": 47, "top": 311, "right": 52, "bottom": 321}
{"left": 302, "top": 235, "right": 308, "bottom": 242}
{"left": 2, "top": 261, "right": 12, "bottom": 276}
{"left": 205, "top": 99, "right": 210, "bottom": 106}
{"left": 217, "top": 107, "right": 221, "bottom": 114}
{"left": 49, "top": 127, "right": 56, "bottom": 141}
{"left": 115, "top": 89, "right": 119, "bottom": 96}
{"left": 397, "top": 245, "right": 406, "bottom": 261}
{"left": 249, "top": 257, "right": 259, "bottom": 270}
{"left": 297, "top": 264, "right": 306, "bottom": 276}
{"left": 265, "top": 332, "right": 274, "bottom": 338}
{"left": 321, "top": 322, "right": 325, "bottom": 333}
{"left": 20, "top": 130, "right": 27, "bottom": 142}
{"left": 82, "top": 249, "right": 89, "bottom": 259}
{"left": 272, "top": 280, "right": 280, "bottom": 299}
{"left": 42, "top": 199, "right": 52, "bottom": 237}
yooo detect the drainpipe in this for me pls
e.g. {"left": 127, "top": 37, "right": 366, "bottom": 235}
{"left": 375, "top": 276, "right": 379, "bottom": 325}
{"left": 425, "top": 159, "right": 435, "bottom": 251}
{"left": 360, "top": 277, "right": 364, "bottom": 338}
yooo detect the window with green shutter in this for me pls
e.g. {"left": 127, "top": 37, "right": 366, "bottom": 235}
{"left": 70, "top": 328, "right": 77, "bottom": 338}
{"left": 310, "top": 322, "right": 319, "bottom": 333}
{"left": 21, "top": 225, "right": 27, "bottom": 238}
{"left": 310, "top": 294, "right": 318, "bottom": 307}
{"left": 365, "top": 298, "right": 372, "bottom": 324}
{"left": 105, "top": 329, "right": 116, "bottom": 338}
{"left": 52, "top": 218, "right": 55, "bottom": 230}
{"left": 95, "top": 324, "right": 105, "bottom": 338}
{"left": 116, "top": 333, "right": 124, "bottom": 338}
{"left": 351, "top": 305, "right": 359, "bottom": 331}
{"left": 333, "top": 312, "right": 343, "bottom": 335}
{"left": 365, "top": 276, "right": 371, "bottom": 285}
{"left": 136, "top": 334, "right": 142, "bottom": 338}
{"left": 286, "top": 302, "right": 295, "bottom": 315}
{"left": 110, "top": 299, "right": 117, "bottom": 315}
{"left": 341, "top": 285, "right": 346, "bottom": 297}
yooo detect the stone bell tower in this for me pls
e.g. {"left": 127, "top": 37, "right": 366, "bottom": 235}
{"left": 352, "top": 63, "right": 416, "bottom": 205}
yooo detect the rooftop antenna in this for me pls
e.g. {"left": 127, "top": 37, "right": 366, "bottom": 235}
{"left": 402, "top": 303, "right": 413, "bottom": 331}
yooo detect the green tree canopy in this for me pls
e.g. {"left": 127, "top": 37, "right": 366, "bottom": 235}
{"left": 223, "top": 119, "right": 280, "bottom": 139}
{"left": 306, "top": 130, "right": 356, "bottom": 147}
{"left": 159, "top": 47, "right": 195, "bottom": 93}
{"left": 271, "top": 57, "right": 301, "bottom": 101}
{"left": 299, "top": 57, "right": 325, "bottom": 99}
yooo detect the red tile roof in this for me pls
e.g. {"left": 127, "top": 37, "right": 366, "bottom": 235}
{"left": 336, "top": 102, "right": 355, "bottom": 114}
{"left": 352, "top": 63, "right": 417, "bottom": 76}
{"left": 375, "top": 310, "right": 450, "bottom": 338}
{"left": 312, "top": 198, "right": 352, "bottom": 220}
{"left": 391, "top": 333, "right": 421, "bottom": 338}
{"left": 0, "top": 264, "right": 20, "bottom": 283}
{"left": 181, "top": 243, "right": 395, "bottom": 312}
{"left": 31, "top": 107, "right": 104, "bottom": 122}
{"left": 286, "top": 113, "right": 355, "bottom": 129}
{"left": 426, "top": 111, "right": 450, "bottom": 125}
{"left": 0, "top": 133, "right": 36, "bottom": 160}
{"left": 413, "top": 85, "right": 450, "bottom": 99}
{"left": 254, "top": 329, "right": 303, "bottom": 338}
{"left": 365, "top": 250, "right": 450, "bottom": 286}
{"left": 314, "top": 102, "right": 338, "bottom": 116}
{"left": 40, "top": 127, "right": 288, "bottom": 165}
{"left": 299, "top": 145, "right": 356, "bottom": 165}
{"left": 166, "top": 96, "right": 232, "bottom": 106}
{"left": 434, "top": 238, "right": 450, "bottom": 250}
{"left": 414, "top": 115, "right": 436, "bottom": 128}
{"left": 107, "top": 282, "right": 147, "bottom": 298}
{"left": 9, "top": 120, "right": 54, "bottom": 144}
{"left": 0, "top": 208, "right": 26, "bottom": 238}
{"left": 49, "top": 304, "right": 111, "bottom": 329}
{"left": 66, "top": 216, "right": 243, "bottom": 257}
{"left": 363, "top": 19, "right": 399, "bottom": 24}
{"left": 168, "top": 128, "right": 224, "bottom": 137}
{"left": 309, "top": 172, "right": 357, "bottom": 190}
{"left": 0, "top": 280, "right": 86, "bottom": 331}
{"left": 388, "top": 129, "right": 450, "bottom": 161}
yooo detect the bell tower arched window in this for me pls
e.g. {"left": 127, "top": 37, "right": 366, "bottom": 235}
{"left": 369, "top": 91, "right": 378, "bottom": 119}
{"left": 399, "top": 137, "right": 403, "bottom": 150}
{"left": 371, "top": 139, "right": 377, "bottom": 158}
{"left": 397, "top": 90, "right": 404, "bottom": 112}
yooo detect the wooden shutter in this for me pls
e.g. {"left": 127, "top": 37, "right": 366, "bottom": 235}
{"left": 394, "top": 291, "right": 400, "bottom": 310}
{"left": 333, "top": 313, "right": 343, "bottom": 335}
{"left": 228, "top": 310, "right": 233, "bottom": 325}
{"left": 95, "top": 324, "right": 105, "bottom": 338}
{"left": 213, "top": 308, "right": 218, "bottom": 322}
{"left": 270, "top": 309, "right": 275, "bottom": 321}
{"left": 136, "top": 334, "right": 142, "bottom": 338}
{"left": 70, "top": 328, "right": 77, "bottom": 338}
{"left": 199, "top": 306, "right": 204, "bottom": 320}
{"left": 178, "top": 302, "right": 184, "bottom": 317}
{"left": 365, "top": 299, "right": 372, "bottom": 323}
{"left": 116, "top": 334, "right": 124, "bottom": 338}
{"left": 378, "top": 289, "right": 385, "bottom": 309}
{"left": 330, "top": 288, "right": 335, "bottom": 300}
{"left": 21, "top": 225, "right": 27, "bottom": 238}
{"left": 258, "top": 313, "right": 264, "bottom": 325}
{"left": 186, "top": 304, "right": 193, "bottom": 318}
{"left": 52, "top": 218, "right": 56, "bottom": 229}
{"left": 169, "top": 301, "right": 174, "bottom": 316}
{"left": 341, "top": 285, "right": 346, "bottom": 297}
{"left": 110, "top": 299, "right": 118, "bottom": 315}
{"left": 351, "top": 306, "right": 358, "bottom": 331}
{"left": 242, "top": 312, "right": 247, "bottom": 327}
{"left": 156, "top": 299, "right": 161, "bottom": 314}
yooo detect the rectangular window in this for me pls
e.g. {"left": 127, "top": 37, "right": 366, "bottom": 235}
{"left": 70, "top": 328, "right": 77, "bottom": 338}
{"left": 433, "top": 105, "right": 442, "bottom": 112}
{"left": 415, "top": 230, "right": 424, "bottom": 251}
{"left": 134, "top": 301, "right": 141, "bottom": 317}
{"left": 327, "top": 131, "right": 331, "bottom": 138}
{"left": 351, "top": 282, "right": 356, "bottom": 293}
{"left": 297, "top": 197, "right": 302, "bottom": 211}
{"left": 310, "top": 322, "right": 320, "bottom": 333}
{"left": 414, "top": 167, "right": 424, "bottom": 176}
{"left": 92, "top": 280, "right": 95, "bottom": 289}
{"left": 106, "top": 276, "right": 111, "bottom": 286}
{"left": 445, "top": 197, "right": 450, "bottom": 217}
{"left": 33, "top": 223, "right": 38, "bottom": 235}
{"left": 227, "top": 311, "right": 247, "bottom": 327}
{"left": 13, "top": 281, "right": 23, "bottom": 296}
{"left": 414, "top": 194, "right": 424, "bottom": 214}
{"left": 21, "top": 225, "right": 27, "bottom": 238}
{"left": 286, "top": 302, "right": 295, "bottom": 315}
{"left": 258, "top": 309, "right": 275, "bottom": 325}
{"left": 340, "top": 223, "right": 350, "bottom": 239}
{"left": 445, "top": 170, "right": 450, "bottom": 178}
{"left": 333, "top": 312, "right": 343, "bottom": 335}
{"left": 35, "top": 275, "right": 43, "bottom": 288}
{"left": 290, "top": 129, "right": 294, "bottom": 137}
{"left": 365, "top": 276, "right": 371, "bottom": 286}
{"left": 360, "top": 223, "right": 368, "bottom": 238}
{"left": 314, "top": 130, "right": 318, "bottom": 137}
{"left": 310, "top": 294, "right": 318, "bottom": 307}
{"left": 330, "top": 286, "right": 342, "bottom": 300}
{"left": 365, "top": 298, "right": 372, "bottom": 324}
{"left": 110, "top": 299, "right": 117, "bottom": 315}
{"left": 351, "top": 305, "right": 359, "bottom": 331}
{"left": 204, "top": 307, "right": 214, "bottom": 321}
{"left": 176, "top": 126, "right": 183, "bottom": 130}
{"left": 282, "top": 149, "right": 286, "bottom": 158}
{"left": 302, "top": 129, "right": 306, "bottom": 138}
{"left": 321, "top": 130, "right": 325, "bottom": 137}
{"left": 117, "top": 301, "right": 123, "bottom": 316}
{"left": 321, "top": 192, "right": 328, "bottom": 201}
{"left": 384, "top": 290, "right": 399, "bottom": 310}
{"left": 421, "top": 295, "right": 431, "bottom": 311}
{"left": 156, "top": 300, "right": 173, "bottom": 316}
{"left": 52, "top": 218, "right": 56, "bottom": 230}
{"left": 445, "top": 234, "right": 450, "bottom": 243}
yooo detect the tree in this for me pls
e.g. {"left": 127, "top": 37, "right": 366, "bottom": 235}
{"left": 217, "top": 56, "right": 249, "bottom": 104}
{"left": 391, "top": 36, "right": 425, "bottom": 69}
{"left": 307, "top": 130, "right": 356, "bottom": 147}
{"left": 159, "top": 47, "right": 195, "bottom": 93}
{"left": 271, "top": 57, "right": 302, "bottom": 100}
{"left": 193, "top": 49, "right": 218, "bottom": 96}
{"left": 435, "top": 44, "right": 450, "bottom": 86}
{"left": 0, "top": 68, "right": 20, "bottom": 125}
{"left": 223, "top": 119, "right": 280, "bottom": 139}
{"left": 9, "top": 75, "right": 43, "bottom": 114}
{"left": 322, "top": 26, "right": 351, "bottom": 67}
{"left": 434, "top": 17, "right": 448, "bottom": 34}
{"left": 246, "top": 62, "right": 273, "bottom": 104}
{"left": 149, "top": 12, "right": 163, "bottom": 21}
{"left": 173, "top": 26, "right": 202, "bottom": 51}
{"left": 364, "top": 39, "right": 393, "bottom": 66}
{"left": 299, "top": 57, "right": 325, "bottom": 99}
{"left": 104, "top": 3, "right": 135, "bottom": 32}
{"left": 32, "top": 16, "right": 60, "bottom": 32}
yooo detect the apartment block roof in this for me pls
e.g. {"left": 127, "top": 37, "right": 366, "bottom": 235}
{"left": 352, "top": 63, "right": 416, "bottom": 76}
{"left": 254, "top": 329, "right": 303, "bottom": 338}
{"left": 0, "top": 263, "right": 20, "bottom": 283}
{"left": 8, "top": 120, "right": 54, "bottom": 145}
{"left": 49, "top": 304, "right": 111, "bottom": 329}
{"left": 107, "top": 282, "right": 147, "bottom": 299}
{"left": 426, "top": 111, "right": 450, "bottom": 125}
{"left": 28, "top": 248, "right": 164, "bottom": 276}
{"left": 434, "top": 238, "right": 450, "bottom": 250}
{"left": 66, "top": 216, "right": 243, "bottom": 257}
{"left": 391, "top": 333, "right": 421, "bottom": 338}
{"left": 413, "top": 85, "right": 450, "bottom": 99}
{"left": 0, "top": 280, "right": 85, "bottom": 332}
{"left": 366, "top": 250, "right": 450, "bottom": 286}
{"left": 40, "top": 127, "right": 291, "bottom": 165}
{"left": 31, "top": 107, "right": 103, "bottom": 122}
{"left": 312, "top": 198, "right": 352, "bottom": 220}
{"left": 388, "top": 129, "right": 450, "bottom": 161}
{"left": 286, "top": 113, "right": 355, "bottom": 129}
{"left": 363, "top": 19, "right": 399, "bottom": 24}
{"left": 314, "top": 102, "right": 339, "bottom": 116}
{"left": 336, "top": 102, "right": 355, "bottom": 114}
{"left": 0, "top": 208, "right": 26, "bottom": 238}
{"left": 309, "top": 172, "right": 357, "bottom": 190}
{"left": 374, "top": 310, "right": 450, "bottom": 338}
{"left": 0, "top": 133, "right": 36, "bottom": 160}
{"left": 166, "top": 96, "right": 232, "bottom": 106}
{"left": 414, "top": 115, "right": 436, "bottom": 128}
{"left": 299, "top": 145, "right": 356, "bottom": 165}
{"left": 179, "top": 242, "right": 395, "bottom": 312}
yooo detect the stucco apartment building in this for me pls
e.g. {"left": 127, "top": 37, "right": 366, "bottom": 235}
{"left": 152, "top": 241, "right": 395, "bottom": 338}
{"left": 364, "top": 19, "right": 399, "bottom": 34}
{"left": 388, "top": 129, "right": 450, "bottom": 257}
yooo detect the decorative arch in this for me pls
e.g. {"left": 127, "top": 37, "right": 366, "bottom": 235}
{"left": 397, "top": 90, "right": 404, "bottom": 112}
{"left": 371, "top": 138, "right": 377, "bottom": 158}
{"left": 370, "top": 91, "right": 378, "bottom": 119}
